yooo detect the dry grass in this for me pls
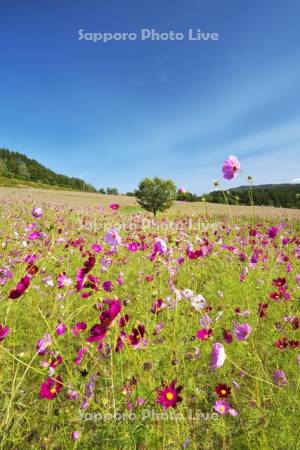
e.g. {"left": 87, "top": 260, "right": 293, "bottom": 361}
{"left": 0, "top": 186, "right": 299, "bottom": 219}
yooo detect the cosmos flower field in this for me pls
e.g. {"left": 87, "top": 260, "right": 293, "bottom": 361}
{"left": 0, "top": 187, "right": 299, "bottom": 449}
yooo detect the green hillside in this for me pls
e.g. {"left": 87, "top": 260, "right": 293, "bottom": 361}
{"left": 0, "top": 148, "right": 97, "bottom": 192}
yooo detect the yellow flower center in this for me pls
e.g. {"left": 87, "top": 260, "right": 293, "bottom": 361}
{"left": 221, "top": 389, "right": 227, "bottom": 395}
{"left": 50, "top": 387, "right": 57, "bottom": 394}
{"left": 219, "top": 405, "right": 225, "bottom": 413}
{"left": 166, "top": 392, "right": 174, "bottom": 401}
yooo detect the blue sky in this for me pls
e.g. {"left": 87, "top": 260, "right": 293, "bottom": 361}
{"left": 0, "top": 0, "right": 300, "bottom": 193}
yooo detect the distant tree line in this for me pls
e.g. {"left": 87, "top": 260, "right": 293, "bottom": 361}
{"left": 0, "top": 148, "right": 119, "bottom": 194}
{"left": 177, "top": 185, "right": 300, "bottom": 209}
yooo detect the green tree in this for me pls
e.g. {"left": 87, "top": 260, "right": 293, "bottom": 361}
{"left": 135, "top": 177, "right": 177, "bottom": 217}
{"left": 106, "top": 187, "right": 118, "bottom": 195}
{"left": 0, "top": 158, "right": 9, "bottom": 176}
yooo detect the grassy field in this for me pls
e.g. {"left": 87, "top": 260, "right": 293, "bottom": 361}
{"left": 0, "top": 186, "right": 300, "bottom": 219}
{"left": 0, "top": 187, "right": 299, "bottom": 449}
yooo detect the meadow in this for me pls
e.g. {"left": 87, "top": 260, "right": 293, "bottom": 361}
{"left": 0, "top": 186, "right": 299, "bottom": 449}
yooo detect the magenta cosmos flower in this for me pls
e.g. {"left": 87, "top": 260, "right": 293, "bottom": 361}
{"left": 39, "top": 376, "right": 63, "bottom": 400}
{"left": 233, "top": 322, "right": 252, "bottom": 340}
{"left": 156, "top": 380, "right": 183, "bottom": 409}
{"left": 127, "top": 242, "right": 139, "bottom": 252}
{"left": 86, "top": 299, "right": 122, "bottom": 342}
{"left": 210, "top": 343, "right": 226, "bottom": 370}
{"left": 109, "top": 203, "right": 120, "bottom": 210}
{"left": 55, "top": 322, "right": 67, "bottom": 335}
{"left": 222, "top": 155, "right": 241, "bottom": 180}
{"left": 0, "top": 324, "right": 10, "bottom": 341}
{"left": 71, "top": 322, "right": 87, "bottom": 336}
{"left": 196, "top": 328, "right": 213, "bottom": 341}
{"left": 91, "top": 243, "right": 103, "bottom": 253}
{"left": 8, "top": 275, "right": 30, "bottom": 299}
{"left": 128, "top": 324, "right": 147, "bottom": 349}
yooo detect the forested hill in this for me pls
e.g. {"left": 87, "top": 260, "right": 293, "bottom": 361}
{"left": 206, "top": 183, "right": 300, "bottom": 209}
{"left": 176, "top": 183, "right": 300, "bottom": 209}
{"left": 0, "top": 148, "right": 97, "bottom": 192}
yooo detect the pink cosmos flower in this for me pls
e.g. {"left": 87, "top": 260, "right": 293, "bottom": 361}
{"left": 156, "top": 380, "right": 183, "bottom": 409}
{"left": 273, "top": 370, "right": 287, "bottom": 386}
{"left": 72, "top": 431, "right": 80, "bottom": 441}
{"left": 222, "top": 155, "right": 241, "bottom": 180}
{"left": 67, "top": 389, "right": 80, "bottom": 401}
{"left": 153, "top": 322, "right": 165, "bottom": 335}
{"left": 57, "top": 273, "right": 72, "bottom": 289}
{"left": 199, "top": 313, "right": 213, "bottom": 328}
{"left": 213, "top": 400, "right": 237, "bottom": 416}
{"left": 100, "top": 256, "right": 112, "bottom": 272}
{"left": 81, "top": 374, "right": 97, "bottom": 410}
{"left": 32, "top": 207, "right": 43, "bottom": 218}
{"left": 42, "top": 275, "right": 54, "bottom": 287}
{"left": 0, "top": 268, "right": 13, "bottom": 286}
{"left": 191, "top": 294, "right": 207, "bottom": 311}
{"left": 0, "top": 324, "right": 10, "bottom": 341}
{"left": 109, "top": 203, "right": 120, "bottom": 210}
{"left": 178, "top": 187, "right": 186, "bottom": 193}
{"left": 39, "top": 376, "right": 63, "bottom": 400}
{"left": 233, "top": 322, "right": 252, "bottom": 340}
{"left": 136, "top": 396, "right": 145, "bottom": 406}
{"left": 116, "top": 274, "right": 123, "bottom": 285}
{"left": 36, "top": 333, "right": 52, "bottom": 355}
{"left": 149, "top": 238, "right": 167, "bottom": 260}
{"left": 104, "top": 228, "right": 121, "bottom": 246}
{"left": 74, "top": 346, "right": 88, "bottom": 365}
{"left": 210, "top": 343, "right": 226, "bottom": 370}
{"left": 9, "top": 275, "right": 30, "bottom": 299}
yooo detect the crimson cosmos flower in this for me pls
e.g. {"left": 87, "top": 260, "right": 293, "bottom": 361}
{"left": 215, "top": 383, "right": 231, "bottom": 398}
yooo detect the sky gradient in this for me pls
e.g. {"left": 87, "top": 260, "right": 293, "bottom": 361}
{"left": 0, "top": 0, "right": 300, "bottom": 193}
